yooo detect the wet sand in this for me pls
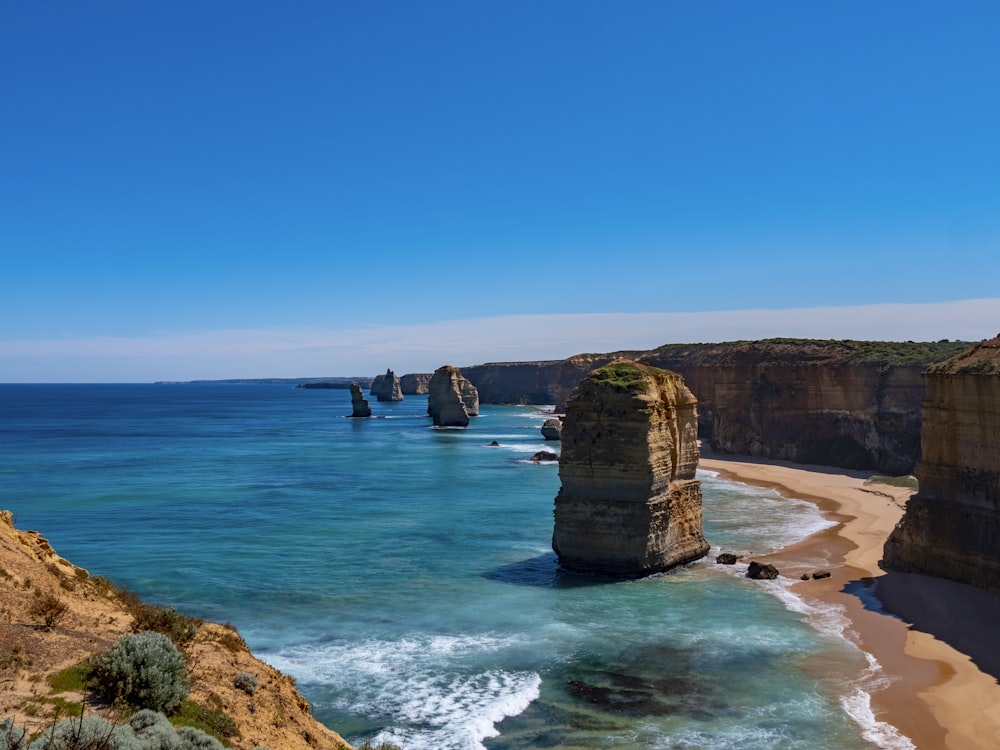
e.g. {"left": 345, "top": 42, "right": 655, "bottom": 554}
{"left": 699, "top": 452, "right": 1000, "bottom": 750}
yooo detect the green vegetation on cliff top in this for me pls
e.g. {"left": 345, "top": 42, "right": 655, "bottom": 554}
{"left": 637, "top": 338, "right": 973, "bottom": 368}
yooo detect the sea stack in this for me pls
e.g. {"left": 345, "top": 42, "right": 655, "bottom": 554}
{"left": 552, "top": 360, "right": 709, "bottom": 575}
{"left": 883, "top": 335, "right": 1000, "bottom": 589}
{"left": 370, "top": 369, "right": 404, "bottom": 402}
{"left": 427, "top": 365, "right": 479, "bottom": 427}
{"left": 348, "top": 382, "right": 371, "bottom": 418}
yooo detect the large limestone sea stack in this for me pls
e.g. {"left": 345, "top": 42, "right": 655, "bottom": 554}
{"left": 427, "top": 365, "right": 480, "bottom": 427}
{"left": 883, "top": 335, "right": 1000, "bottom": 588}
{"left": 552, "top": 360, "right": 709, "bottom": 575}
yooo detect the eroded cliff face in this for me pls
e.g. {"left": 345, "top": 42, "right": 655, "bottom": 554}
{"left": 552, "top": 360, "right": 708, "bottom": 575}
{"left": 461, "top": 340, "right": 969, "bottom": 473}
{"left": 427, "top": 365, "right": 479, "bottom": 427}
{"left": 883, "top": 336, "right": 1000, "bottom": 588}
{"left": 400, "top": 373, "right": 432, "bottom": 395}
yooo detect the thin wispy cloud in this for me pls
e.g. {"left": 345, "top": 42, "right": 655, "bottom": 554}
{"left": 2, "top": 299, "right": 998, "bottom": 382}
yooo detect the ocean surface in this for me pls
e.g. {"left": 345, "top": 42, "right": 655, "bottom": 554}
{"left": 0, "top": 384, "right": 914, "bottom": 749}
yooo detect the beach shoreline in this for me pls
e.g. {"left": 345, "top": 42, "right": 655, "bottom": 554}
{"left": 699, "top": 452, "right": 1000, "bottom": 750}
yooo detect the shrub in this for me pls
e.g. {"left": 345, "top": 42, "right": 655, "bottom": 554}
{"left": 174, "top": 727, "right": 224, "bottom": 750}
{"left": 26, "top": 714, "right": 126, "bottom": 749}
{"left": 172, "top": 701, "right": 236, "bottom": 743}
{"left": 233, "top": 671, "right": 257, "bottom": 696}
{"left": 9, "top": 711, "right": 226, "bottom": 750}
{"left": 129, "top": 605, "right": 201, "bottom": 647}
{"left": 0, "top": 717, "right": 27, "bottom": 750}
{"left": 90, "top": 632, "right": 189, "bottom": 714}
{"left": 29, "top": 592, "right": 69, "bottom": 630}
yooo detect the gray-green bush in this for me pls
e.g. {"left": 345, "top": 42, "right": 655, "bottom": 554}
{"left": 1, "top": 712, "right": 225, "bottom": 750}
{"left": 90, "top": 632, "right": 189, "bottom": 714}
{"left": 0, "top": 717, "right": 27, "bottom": 750}
{"left": 233, "top": 671, "right": 257, "bottom": 696}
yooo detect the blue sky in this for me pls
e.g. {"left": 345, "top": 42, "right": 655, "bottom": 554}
{"left": 2, "top": 2, "right": 998, "bottom": 381}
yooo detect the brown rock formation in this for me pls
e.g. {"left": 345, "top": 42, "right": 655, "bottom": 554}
{"left": 427, "top": 365, "right": 479, "bottom": 427}
{"left": 349, "top": 382, "right": 371, "bottom": 417}
{"left": 551, "top": 360, "right": 709, "bottom": 575}
{"left": 883, "top": 336, "right": 1000, "bottom": 589}
{"left": 0, "top": 511, "right": 349, "bottom": 749}
{"left": 541, "top": 418, "right": 562, "bottom": 441}
{"left": 400, "top": 373, "right": 432, "bottom": 395}
{"left": 370, "top": 368, "right": 404, "bottom": 401}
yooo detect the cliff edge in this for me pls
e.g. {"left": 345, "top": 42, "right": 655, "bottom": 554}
{"left": 0, "top": 510, "right": 350, "bottom": 749}
{"left": 883, "top": 336, "right": 1000, "bottom": 589}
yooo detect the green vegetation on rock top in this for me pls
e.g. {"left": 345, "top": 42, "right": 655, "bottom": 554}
{"left": 589, "top": 361, "right": 650, "bottom": 393}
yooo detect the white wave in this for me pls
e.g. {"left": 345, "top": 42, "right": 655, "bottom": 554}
{"left": 841, "top": 686, "right": 916, "bottom": 750}
{"left": 264, "top": 633, "right": 541, "bottom": 750}
{"left": 763, "top": 579, "right": 914, "bottom": 749}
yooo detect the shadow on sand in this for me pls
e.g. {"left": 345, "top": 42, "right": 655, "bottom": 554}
{"left": 843, "top": 569, "right": 1000, "bottom": 682}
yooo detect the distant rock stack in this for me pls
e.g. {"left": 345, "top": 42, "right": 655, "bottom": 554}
{"left": 427, "top": 366, "right": 479, "bottom": 427}
{"left": 552, "top": 360, "right": 709, "bottom": 575}
{"left": 370, "top": 369, "right": 404, "bottom": 402}
{"left": 883, "top": 336, "right": 1000, "bottom": 589}
{"left": 348, "top": 383, "right": 371, "bottom": 418}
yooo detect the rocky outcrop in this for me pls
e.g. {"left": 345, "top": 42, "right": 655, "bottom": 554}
{"left": 541, "top": 418, "right": 562, "bottom": 441}
{"left": 551, "top": 360, "right": 709, "bottom": 575}
{"left": 400, "top": 373, "right": 432, "bottom": 395}
{"left": 349, "top": 382, "right": 371, "bottom": 418}
{"left": 461, "top": 340, "right": 971, "bottom": 474}
{"left": 883, "top": 336, "right": 1000, "bottom": 589}
{"left": 427, "top": 366, "right": 479, "bottom": 427}
{"left": 370, "top": 369, "right": 404, "bottom": 401}
{"left": 0, "top": 511, "right": 349, "bottom": 749}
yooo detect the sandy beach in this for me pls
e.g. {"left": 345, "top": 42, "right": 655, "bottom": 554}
{"left": 699, "top": 452, "right": 1000, "bottom": 749}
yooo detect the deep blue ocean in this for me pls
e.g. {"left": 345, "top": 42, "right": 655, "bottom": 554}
{"left": 0, "top": 384, "right": 914, "bottom": 749}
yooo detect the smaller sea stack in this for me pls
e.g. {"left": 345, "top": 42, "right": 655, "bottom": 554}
{"left": 427, "top": 366, "right": 480, "bottom": 427}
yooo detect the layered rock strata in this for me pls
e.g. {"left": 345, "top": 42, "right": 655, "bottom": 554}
{"left": 349, "top": 382, "right": 371, "bottom": 417}
{"left": 461, "top": 340, "right": 970, "bottom": 473}
{"left": 370, "top": 368, "right": 404, "bottom": 401}
{"left": 427, "top": 366, "right": 479, "bottom": 427}
{"left": 883, "top": 336, "right": 1000, "bottom": 589}
{"left": 552, "top": 360, "right": 709, "bottom": 575}
{"left": 400, "top": 373, "right": 432, "bottom": 395}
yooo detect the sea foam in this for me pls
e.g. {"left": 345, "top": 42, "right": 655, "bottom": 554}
{"left": 265, "top": 633, "right": 541, "bottom": 750}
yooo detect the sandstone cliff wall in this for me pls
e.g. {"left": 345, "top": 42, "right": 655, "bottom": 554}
{"left": 461, "top": 340, "right": 969, "bottom": 473}
{"left": 552, "top": 361, "right": 709, "bottom": 575}
{"left": 883, "top": 336, "right": 1000, "bottom": 588}
{"left": 400, "top": 373, "right": 432, "bottom": 394}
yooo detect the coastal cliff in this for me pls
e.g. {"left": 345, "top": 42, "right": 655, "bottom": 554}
{"left": 458, "top": 339, "right": 970, "bottom": 474}
{"left": 399, "top": 373, "right": 432, "bottom": 395}
{"left": 0, "top": 510, "right": 350, "bottom": 749}
{"left": 883, "top": 336, "right": 1000, "bottom": 589}
{"left": 552, "top": 361, "right": 709, "bottom": 575}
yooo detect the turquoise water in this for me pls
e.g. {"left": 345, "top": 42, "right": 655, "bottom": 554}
{"left": 0, "top": 384, "right": 911, "bottom": 749}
